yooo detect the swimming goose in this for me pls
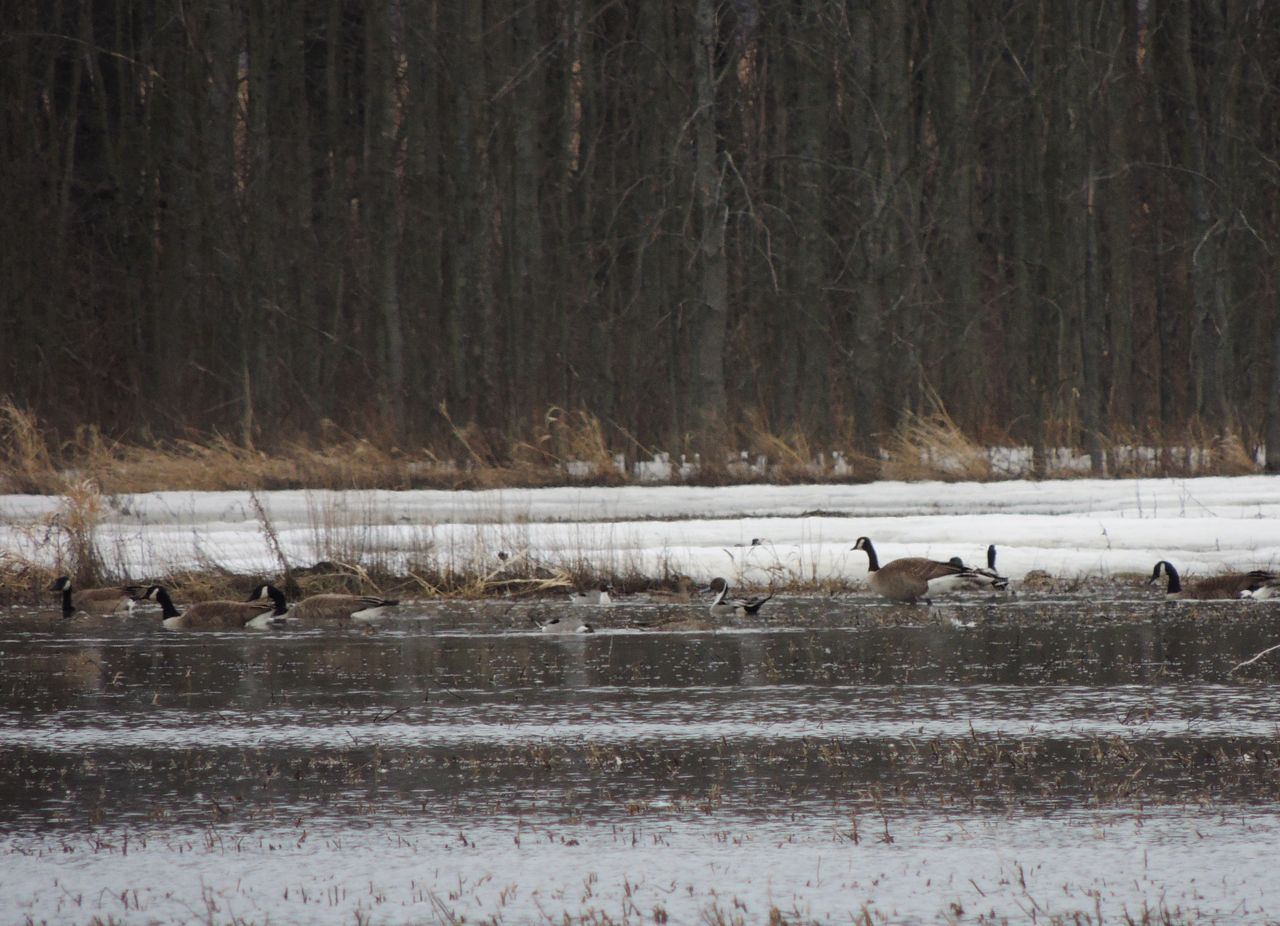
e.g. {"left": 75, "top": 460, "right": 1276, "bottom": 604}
{"left": 248, "top": 584, "right": 399, "bottom": 621}
{"left": 852, "top": 537, "right": 1001, "bottom": 603}
{"left": 704, "top": 577, "right": 772, "bottom": 617}
{"left": 1148, "top": 561, "right": 1276, "bottom": 600}
{"left": 532, "top": 615, "right": 595, "bottom": 634}
{"left": 48, "top": 576, "right": 144, "bottom": 616}
{"left": 141, "top": 585, "right": 288, "bottom": 630}
{"left": 568, "top": 583, "right": 613, "bottom": 606}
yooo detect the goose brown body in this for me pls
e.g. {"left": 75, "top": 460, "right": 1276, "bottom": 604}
{"left": 853, "top": 537, "right": 1000, "bottom": 603}
{"left": 142, "top": 585, "right": 287, "bottom": 630}
{"left": 248, "top": 586, "right": 399, "bottom": 621}
{"left": 49, "top": 576, "right": 142, "bottom": 616}
{"left": 1149, "top": 561, "right": 1276, "bottom": 600}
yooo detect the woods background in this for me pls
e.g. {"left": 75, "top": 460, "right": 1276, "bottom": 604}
{"left": 5, "top": 0, "right": 1280, "bottom": 474}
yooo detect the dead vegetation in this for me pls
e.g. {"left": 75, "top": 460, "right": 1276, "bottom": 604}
{"left": 0, "top": 400, "right": 1268, "bottom": 496}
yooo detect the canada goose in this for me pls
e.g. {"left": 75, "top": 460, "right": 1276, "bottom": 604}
{"left": 568, "top": 582, "right": 613, "bottom": 606}
{"left": 141, "top": 585, "right": 288, "bottom": 630}
{"left": 644, "top": 575, "right": 697, "bottom": 603}
{"left": 1148, "top": 561, "right": 1276, "bottom": 600}
{"left": 949, "top": 545, "right": 1010, "bottom": 591}
{"left": 48, "top": 576, "right": 144, "bottom": 616}
{"left": 248, "top": 584, "right": 399, "bottom": 621}
{"left": 532, "top": 615, "right": 595, "bottom": 634}
{"left": 852, "top": 537, "right": 1001, "bottom": 603}
{"left": 704, "top": 577, "right": 772, "bottom": 617}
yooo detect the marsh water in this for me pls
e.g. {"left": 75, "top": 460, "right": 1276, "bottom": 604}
{"left": 3, "top": 593, "right": 1280, "bottom": 924}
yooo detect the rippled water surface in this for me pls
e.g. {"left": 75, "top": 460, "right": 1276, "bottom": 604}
{"left": 4, "top": 594, "right": 1280, "bottom": 924}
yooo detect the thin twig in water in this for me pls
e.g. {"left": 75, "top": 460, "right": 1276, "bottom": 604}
{"left": 1230, "top": 642, "right": 1280, "bottom": 674}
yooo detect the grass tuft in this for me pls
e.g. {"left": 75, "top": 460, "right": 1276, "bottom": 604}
{"left": 882, "top": 410, "right": 992, "bottom": 482}
{"left": 0, "top": 398, "right": 58, "bottom": 493}
{"left": 57, "top": 480, "right": 106, "bottom": 586}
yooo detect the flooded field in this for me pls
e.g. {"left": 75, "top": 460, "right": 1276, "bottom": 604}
{"left": 3, "top": 594, "right": 1280, "bottom": 924}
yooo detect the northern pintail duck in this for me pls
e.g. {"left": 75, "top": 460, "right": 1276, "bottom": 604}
{"left": 1240, "top": 578, "right": 1280, "bottom": 599}
{"left": 1149, "top": 561, "right": 1277, "bottom": 600}
{"left": 705, "top": 577, "right": 772, "bottom": 616}
{"left": 532, "top": 615, "right": 595, "bottom": 634}
{"left": 948, "top": 545, "right": 1010, "bottom": 591}
{"left": 853, "top": 537, "right": 1002, "bottom": 603}
{"left": 48, "top": 576, "right": 144, "bottom": 616}
{"left": 568, "top": 582, "right": 613, "bottom": 606}
{"left": 142, "top": 584, "right": 288, "bottom": 630}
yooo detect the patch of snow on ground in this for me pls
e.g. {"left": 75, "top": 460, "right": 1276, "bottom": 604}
{"left": 2, "top": 475, "right": 1279, "bottom": 585}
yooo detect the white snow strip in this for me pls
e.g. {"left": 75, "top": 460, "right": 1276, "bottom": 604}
{"left": 2, "top": 475, "right": 1278, "bottom": 584}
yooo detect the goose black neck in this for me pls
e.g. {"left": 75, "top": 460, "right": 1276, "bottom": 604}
{"left": 60, "top": 586, "right": 74, "bottom": 617}
{"left": 1162, "top": 561, "right": 1181, "bottom": 594}
{"left": 155, "top": 588, "right": 182, "bottom": 618}
{"left": 265, "top": 585, "right": 288, "bottom": 615}
{"left": 987, "top": 545, "right": 997, "bottom": 570}
{"left": 862, "top": 541, "right": 880, "bottom": 572}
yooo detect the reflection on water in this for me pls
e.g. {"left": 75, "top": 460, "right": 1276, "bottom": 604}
{"left": 3, "top": 596, "right": 1280, "bottom": 923}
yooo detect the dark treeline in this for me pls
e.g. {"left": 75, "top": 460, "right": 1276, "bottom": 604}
{"left": 4, "top": 1, "right": 1280, "bottom": 470}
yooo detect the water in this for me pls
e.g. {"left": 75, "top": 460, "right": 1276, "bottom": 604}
{"left": 3, "top": 594, "right": 1280, "bottom": 924}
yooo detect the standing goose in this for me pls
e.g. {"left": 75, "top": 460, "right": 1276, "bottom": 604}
{"left": 248, "top": 584, "right": 399, "bottom": 621}
{"left": 853, "top": 537, "right": 1000, "bottom": 603}
{"left": 1149, "top": 561, "right": 1276, "bottom": 600}
{"left": 48, "top": 576, "right": 144, "bottom": 616}
{"left": 705, "top": 577, "right": 772, "bottom": 617}
{"left": 142, "top": 584, "right": 288, "bottom": 630}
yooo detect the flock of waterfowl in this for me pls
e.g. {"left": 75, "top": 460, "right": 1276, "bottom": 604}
{"left": 39, "top": 533, "right": 1280, "bottom": 633}
{"left": 47, "top": 575, "right": 399, "bottom": 630}
{"left": 542, "top": 537, "right": 1280, "bottom": 633}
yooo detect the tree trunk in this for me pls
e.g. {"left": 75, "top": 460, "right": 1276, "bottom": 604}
{"left": 1268, "top": 288, "right": 1280, "bottom": 472}
{"left": 691, "top": 0, "right": 729, "bottom": 451}
{"left": 933, "top": 0, "right": 979, "bottom": 423}
{"left": 368, "top": 3, "right": 406, "bottom": 434}
{"left": 1168, "top": 0, "right": 1227, "bottom": 427}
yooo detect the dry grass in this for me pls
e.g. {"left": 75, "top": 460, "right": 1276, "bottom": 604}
{"left": 512, "top": 407, "right": 619, "bottom": 474}
{"left": 0, "top": 398, "right": 1268, "bottom": 495}
{"left": 882, "top": 410, "right": 993, "bottom": 482}
{"left": 57, "top": 479, "right": 106, "bottom": 585}
{"left": 0, "top": 399, "right": 59, "bottom": 493}
{"left": 739, "top": 413, "right": 879, "bottom": 484}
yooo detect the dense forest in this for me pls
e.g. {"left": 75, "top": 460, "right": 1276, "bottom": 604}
{"left": 4, "top": 0, "right": 1280, "bottom": 473}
